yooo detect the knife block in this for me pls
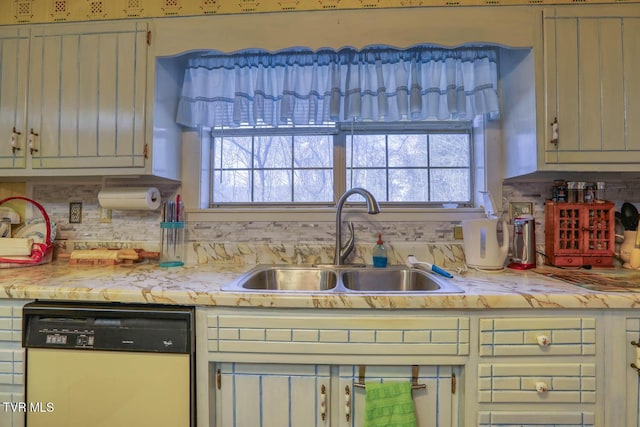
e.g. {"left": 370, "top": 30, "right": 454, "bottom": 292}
{"left": 544, "top": 201, "right": 615, "bottom": 267}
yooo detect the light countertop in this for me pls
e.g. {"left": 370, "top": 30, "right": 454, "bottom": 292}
{"left": 2, "top": 261, "right": 640, "bottom": 309}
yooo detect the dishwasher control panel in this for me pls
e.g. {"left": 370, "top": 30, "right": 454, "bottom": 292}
{"left": 22, "top": 302, "right": 193, "bottom": 354}
{"left": 43, "top": 328, "right": 94, "bottom": 347}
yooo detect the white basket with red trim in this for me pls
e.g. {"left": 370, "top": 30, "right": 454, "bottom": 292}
{"left": 0, "top": 196, "right": 55, "bottom": 268}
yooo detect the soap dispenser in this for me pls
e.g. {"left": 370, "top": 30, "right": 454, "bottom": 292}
{"left": 372, "top": 233, "right": 388, "bottom": 267}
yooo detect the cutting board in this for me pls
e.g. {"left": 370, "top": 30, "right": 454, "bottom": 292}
{"left": 535, "top": 269, "right": 640, "bottom": 292}
{"left": 63, "top": 249, "right": 159, "bottom": 265}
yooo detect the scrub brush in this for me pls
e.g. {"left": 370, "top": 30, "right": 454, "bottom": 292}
{"left": 406, "top": 255, "right": 454, "bottom": 278}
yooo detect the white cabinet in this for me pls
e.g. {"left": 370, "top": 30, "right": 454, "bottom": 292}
{"left": 212, "top": 363, "right": 458, "bottom": 427}
{"left": 27, "top": 21, "right": 148, "bottom": 171}
{"left": 475, "top": 315, "right": 598, "bottom": 427}
{"left": 335, "top": 365, "right": 458, "bottom": 427}
{"left": 0, "top": 27, "right": 29, "bottom": 170}
{"left": 213, "top": 363, "right": 331, "bottom": 426}
{"left": 0, "top": 300, "right": 28, "bottom": 427}
{"left": 502, "top": 4, "right": 640, "bottom": 178}
{"left": 543, "top": 5, "right": 640, "bottom": 168}
{"left": 625, "top": 317, "right": 640, "bottom": 427}
{"left": 0, "top": 21, "right": 180, "bottom": 179}
{"left": 201, "top": 308, "right": 466, "bottom": 427}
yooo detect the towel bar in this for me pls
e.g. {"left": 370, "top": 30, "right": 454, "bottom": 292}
{"left": 352, "top": 365, "right": 427, "bottom": 390}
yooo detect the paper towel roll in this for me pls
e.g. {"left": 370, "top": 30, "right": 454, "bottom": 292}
{"left": 98, "top": 187, "right": 161, "bottom": 210}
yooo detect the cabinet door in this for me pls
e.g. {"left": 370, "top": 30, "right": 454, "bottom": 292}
{"left": 27, "top": 21, "right": 147, "bottom": 169}
{"left": 336, "top": 365, "right": 459, "bottom": 427}
{"left": 627, "top": 319, "right": 640, "bottom": 427}
{"left": 0, "top": 301, "right": 26, "bottom": 427}
{"left": 544, "top": 12, "right": 640, "bottom": 165}
{"left": 214, "top": 363, "right": 331, "bottom": 427}
{"left": 0, "top": 27, "right": 29, "bottom": 169}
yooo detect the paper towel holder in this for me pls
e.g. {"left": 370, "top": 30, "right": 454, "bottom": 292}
{"left": 97, "top": 186, "right": 162, "bottom": 211}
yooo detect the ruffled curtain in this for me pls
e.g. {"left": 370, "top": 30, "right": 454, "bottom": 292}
{"left": 176, "top": 46, "right": 500, "bottom": 128}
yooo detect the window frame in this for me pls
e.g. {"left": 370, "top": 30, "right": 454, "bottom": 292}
{"left": 207, "top": 121, "right": 476, "bottom": 209}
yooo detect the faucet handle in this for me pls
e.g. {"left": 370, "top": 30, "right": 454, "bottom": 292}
{"left": 340, "top": 221, "right": 355, "bottom": 263}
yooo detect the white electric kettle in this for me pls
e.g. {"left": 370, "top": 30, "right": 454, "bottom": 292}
{"left": 462, "top": 218, "right": 510, "bottom": 270}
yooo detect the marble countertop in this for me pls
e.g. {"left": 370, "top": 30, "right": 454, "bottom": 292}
{"left": 1, "top": 261, "right": 639, "bottom": 309}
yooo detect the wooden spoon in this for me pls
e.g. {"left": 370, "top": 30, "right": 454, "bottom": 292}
{"left": 630, "top": 228, "right": 640, "bottom": 269}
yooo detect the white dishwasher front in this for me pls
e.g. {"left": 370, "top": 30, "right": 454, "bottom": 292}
{"left": 22, "top": 301, "right": 195, "bottom": 427}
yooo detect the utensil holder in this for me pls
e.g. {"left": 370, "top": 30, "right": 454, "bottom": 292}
{"left": 160, "top": 221, "right": 184, "bottom": 267}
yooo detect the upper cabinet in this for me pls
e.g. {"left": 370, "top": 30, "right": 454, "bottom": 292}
{"left": 29, "top": 22, "right": 148, "bottom": 170}
{"left": 0, "top": 20, "right": 180, "bottom": 180}
{"left": 543, "top": 5, "right": 640, "bottom": 168}
{"left": 0, "top": 27, "right": 29, "bottom": 170}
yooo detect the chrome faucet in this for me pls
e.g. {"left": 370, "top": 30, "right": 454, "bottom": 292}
{"left": 334, "top": 188, "right": 381, "bottom": 265}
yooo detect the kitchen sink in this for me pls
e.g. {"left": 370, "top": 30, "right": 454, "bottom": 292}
{"left": 341, "top": 268, "right": 454, "bottom": 292}
{"left": 227, "top": 266, "right": 338, "bottom": 292}
{"left": 223, "top": 265, "right": 463, "bottom": 294}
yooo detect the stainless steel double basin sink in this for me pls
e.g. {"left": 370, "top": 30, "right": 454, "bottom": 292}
{"left": 222, "top": 265, "right": 464, "bottom": 294}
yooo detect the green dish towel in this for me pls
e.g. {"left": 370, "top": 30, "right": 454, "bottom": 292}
{"left": 364, "top": 381, "right": 417, "bottom": 427}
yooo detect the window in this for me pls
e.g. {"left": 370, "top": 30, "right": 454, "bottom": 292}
{"left": 209, "top": 121, "right": 473, "bottom": 207}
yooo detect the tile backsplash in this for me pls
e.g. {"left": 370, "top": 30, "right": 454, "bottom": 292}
{"left": 5, "top": 176, "right": 638, "bottom": 265}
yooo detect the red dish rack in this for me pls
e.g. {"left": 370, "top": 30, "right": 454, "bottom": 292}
{"left": 544, "top": 201, "right": 615, "bottom": 267}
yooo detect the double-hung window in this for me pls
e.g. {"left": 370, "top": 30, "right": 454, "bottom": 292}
{"left": 209, "top": 121, "right": 473, "bottom": 207}
{"left": 176, "top": 45, "right": 499, "bottom": 209}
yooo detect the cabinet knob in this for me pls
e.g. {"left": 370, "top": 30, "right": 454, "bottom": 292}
{"left": 537, "top": 335, "right": 550, "bottom": 347}
{"left": 535, "top": 382, "right": 548, "bottom": 393}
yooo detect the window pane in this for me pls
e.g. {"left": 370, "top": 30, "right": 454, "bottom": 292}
{"left": 213, "top": 170, "right": 251, "bottom": 203}
{"left": 350, "top": 169, "right": 387, "bottom": 201}
{"left": 215, "top": 136, "right": 252, "bottom": 168}
{"left": 253, "top": 170, "right": 292, "bottom": 202}
{"left": 389, "top": 169, "right": 429, "bottom": 202}
{"left": 348, "top": 134, "right": 386, "bottom": 167}
{"left": 294, "top": 170, "right": 333, "bottom": 202}
{"left": 388, "top": 134, "right": 428, "bottom": 167}
{"left": 254, "top": 135, "right": 292, "bottom": 169}
{"left": 430, "top": 168, "right": 470, "bottom": 202}
{"left": 429, "top": 134, "right": 470, "bottom": 167}
{"left": 295, "top": 135, "right": 333, "bottom": 168}
{"left": 210, "top": 124, "right": 474, "bottom": 206}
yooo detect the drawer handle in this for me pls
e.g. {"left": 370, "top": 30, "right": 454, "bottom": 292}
{"left": 535, "top": 382, "right": 548, "bottom": 393}
{"left": 11, "top": 127, "right": 21, "bottom": 154}
{"left": 537, "top": 335, "right": 550, "bottom": 347}
{"left": 345, "top": 385, "right": 351, "bottom": 422}
{"left": 631, "top": 341, "right": 640, "bottom": 375}
{"left": 320, "top": 384, "right": 327, "bottom": 421}
{"left": 29, "top": 128, "right": 39, "bottom": 155}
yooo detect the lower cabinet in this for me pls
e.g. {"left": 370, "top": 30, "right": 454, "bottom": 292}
{"left": 625, "top": 317, "right": 640, "bottom": 427}
{"left": 0, "top": 300, "right": 28, "bottom": 427}
{"left": 201, "top": 308, "right": 469, "bottom": 427}
{"left": 213, "top": 363, "right": 331, "bottom": 426}
{"left": 476, "top": 315, "right": 598, "bottom": 427}
{"left": 211, "top": 362, "right": 459, "bottom": 427}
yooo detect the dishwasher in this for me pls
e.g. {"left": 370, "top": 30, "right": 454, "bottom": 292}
{"left": 22, "top": 301, "right": 195, "bottom": 427}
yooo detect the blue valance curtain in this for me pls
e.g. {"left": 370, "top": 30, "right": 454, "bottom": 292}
{"left": 176, "top": 45, "right": 500, "bottom": 128}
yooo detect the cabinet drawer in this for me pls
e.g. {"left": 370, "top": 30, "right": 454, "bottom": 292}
{"left": 478, "top": 363, "right": 596, "bottom": 403}
{"left": 479, "top": 317, "right": 596, "bottom": 356}
{"left": 478, "top": 410, "right": 594, "bottom": 426}
{"left": 208, "top": 313, "right": 470, "bottom": 356}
